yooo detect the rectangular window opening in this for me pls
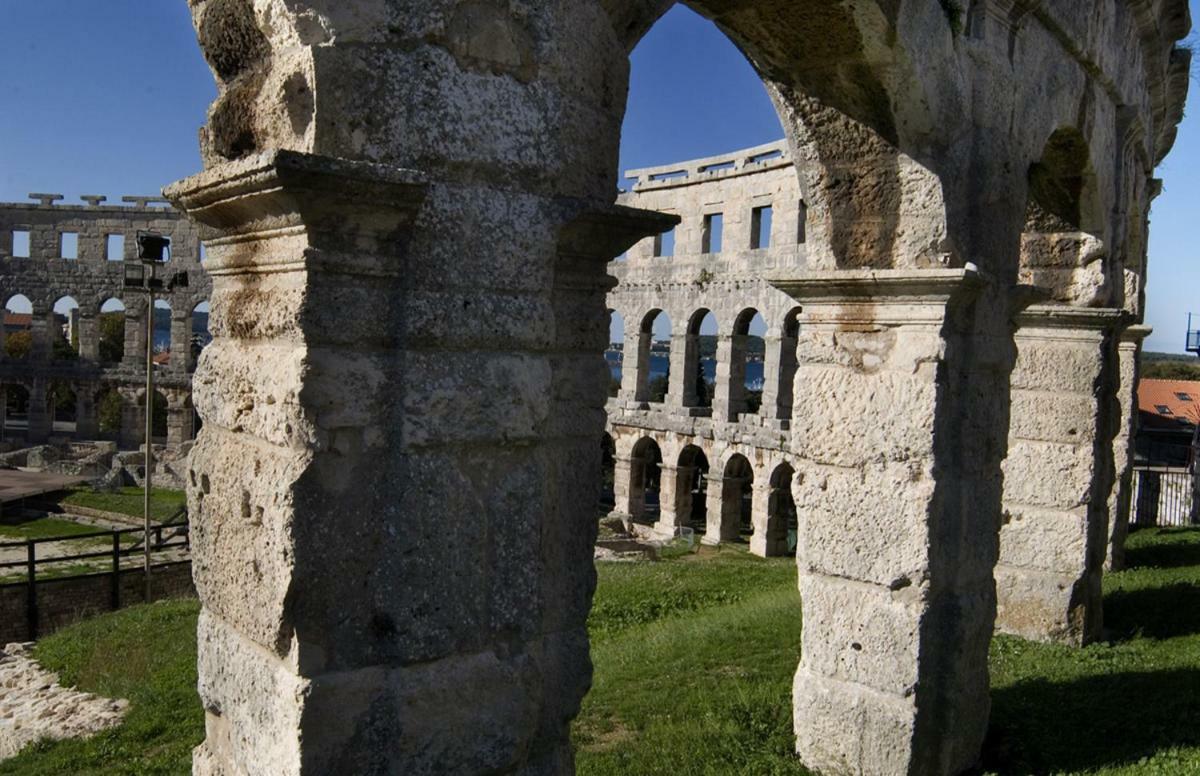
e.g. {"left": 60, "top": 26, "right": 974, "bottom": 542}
{"left": 653, "top": 228, "right": 675, "bottom": 258}
{"left": 12, "top": 230, "right": 30, "bottom": 258}
{"left": 700, "top": 161, "right": 736, "bottom": 174}
{"left": 60, "top": 232, "right": 78, "bottom": 260}
{"left": 797, "top": 201, "right": 808, "bottom": 244}
{"left": 751, "top": 205, "right": 773, "bottom": 250}
{"left": 702, "top": 213, "right": 723, "bottom": 254}
{"left": 749, "top": 150, "right": 784, "bottom": 165}
{"left": 1156, "top": 405, "right": 1174, "bottom": 415}
{"left": 1176, "top": 392, "right": 1192, "bottom": 402}
{"left": 106, "top": 234, "right": 125, "bottom": 262}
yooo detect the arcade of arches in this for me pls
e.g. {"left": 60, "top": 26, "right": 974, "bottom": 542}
{"left": 0, "top": 196, "right": 211, "bottom": 448}
{"left": 159, "top": 1, "right": 1189, "bottom": 775}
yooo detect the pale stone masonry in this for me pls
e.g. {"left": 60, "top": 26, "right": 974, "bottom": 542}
{"left": 165, "top": 1, "right": 1189, "bottom": 775}
{"left": 0, "top": 196, "right": 211, "bottom": 448}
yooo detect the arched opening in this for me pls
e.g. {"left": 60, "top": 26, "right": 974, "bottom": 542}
{"left": 3, "top": 295, "right": 33, "bottom": 360}
{"left": 2, "top": 384, "right": 30, "bottom": 438}
{"left": 600, "top": 434, "right": 616, "bottom": 512}
{"left": 49, "top": 381, "right": 77, "bottom": 433}
{"left": 96, "top": 386, "right": 123, "bottom": 439}
{"left": 765, "top": 463, "right": 797, "bottom": 557}
{"left": 153, "top": 300, "right": 172, "bottom": 369}
{"left": 684, "top": 309, "right": 717, "bottom": 410}
{"left": 717, "top": 453, "right": 754, "bottom": 542}
{"left": 629, "top": 436, "right": 663, "bottom": 524}
{"left": 773, "top": 307, "right": 802, "bottom": 422}
{"left": 51, "top": 296, "right": 80, "bottom": 360}
{"left": 607, "top": 310, "right": 624, "bottom": 398}
{"left": 639, "top": 310, "right": 671, "bottom": 405}
{"left": 677, "top": 444, "right": 710, "bottom": 533}
{"left": 99, "top": 298, "right": 126, "bottom": 364}
{"left": 733, "top": 309, "right": 766, "bottom": 416}
{"left": 1019, "top": 127, "right": 1107, "bottom": 305}
{"left": 140, "top": 390, "right": 169, "bottom": 442}
{"left": 191, "top": 300, "right": 211, "bottom": 372}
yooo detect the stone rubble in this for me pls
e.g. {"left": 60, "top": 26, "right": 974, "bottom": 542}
{"left": 0, "top": 641, "right": 128, "bottom": 760}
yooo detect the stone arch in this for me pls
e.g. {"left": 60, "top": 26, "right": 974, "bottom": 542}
{"left": 729, "top": 307, "right": 766, "bottom": 417}
{"left": 95, "top": 384, "right": 124, "bottom": 439}
{"left": 609, "top": 0, "right": 958, "bottom": 271}
{"left": 754, "top": 461, "right": 796, "bottom": 557}
{"left": 137, "top": 388, "right": 170, "bottom": 441}
{"left": 683, "top": 308, "right": 717, "bottom": 410}
{"left": 1, "top": 382, "right": 31, "bottom": 436}
{"left": 2, "top": 294, "right": 33, "bottom": 360}
{"left": 98, "top": 298, "right": 126, "bottom": 364}
{"left": 51, "top": 295, "right": 81, "bottom": 360}
{"left": 628, "top": 436, "right": 663, "bottom": 524}
{"left": 190, "top": 300, "right": 212, "bottom": 373}
{"left": 768, "top": 306, "right": 802, "bottom": 422}
{"left": 1019, "top": 127, "right": 1110, "bottom": 306}
{"left": 48, "top": 380, "right": 77, "bottom": 432}
{"left": 675, "top": 443, "right": 710, "bottom": 533}
{"left": 607, "top": 309, "right": 625, "bottom": 397}
{"left": 637, "top": 309, "right": 672, "bottom": 404}
{"left": 709, "top": 451, "right": 754, "bottom": 543}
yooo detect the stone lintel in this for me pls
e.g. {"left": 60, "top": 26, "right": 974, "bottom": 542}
{"left": 767, "top": 268, "right": 983, "bottom": 327}
{"left": 1120, "top": 323, "right": 1152, "bottom": 345}
{"left": 164, "top": 151, "right": 427, "bottom": 277}
{"left": 1014, "top": 304, "right": 1130, "bottom": 336}
{"left": 558, "top": 203, "right": 678, "bottom": 262}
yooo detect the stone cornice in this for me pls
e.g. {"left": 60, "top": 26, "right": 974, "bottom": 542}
{"left": 767, "top": 268, "right": 984, "bottom": 326}
{"left": 1014, "top": 304, "right": 1131, "bottom": 332}
{"left": 164, "top": 151, "right": 427, "bottom": 278}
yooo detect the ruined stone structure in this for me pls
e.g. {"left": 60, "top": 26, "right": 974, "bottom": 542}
{"left": 163, "top": 2, "right": 1189, "bottom": 774}
{"left": 606, "top": 141, "right": 805, "bottom": 555}
{"left": 0, "top": 196, "right": 210, "bottom": 449}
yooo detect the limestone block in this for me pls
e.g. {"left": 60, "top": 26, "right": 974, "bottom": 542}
{"left": 998, "top": 505, "right": 1088, "bottom": 573}
{"left": 1001, "top": 440, "right": 1094, "bottom": 510}
{"left": 1007, "top": 390, "right": 1097, "bottom": 444}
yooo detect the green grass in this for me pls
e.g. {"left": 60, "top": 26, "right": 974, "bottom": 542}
{"left": 57, "top": 487, "right": 186, "bottom": 521}
{"left": 0, "top": 599, "right": 203, "bottom": 776}
{"left": 5, "top": 530, "right": 1200, "bottom": 775}
{"left": 0, "top": 515, "right": 104, "bottom": 541}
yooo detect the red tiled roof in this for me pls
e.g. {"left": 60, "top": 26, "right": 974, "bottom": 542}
{"left": 3, "top": 312, "right": 31, "bottom": 328}
{"left": 1138, "top": 379, "right": 1200, "bottom": 425}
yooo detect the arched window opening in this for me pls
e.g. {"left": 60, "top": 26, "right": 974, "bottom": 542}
{"left": 629, "top": 437, "right": 663, "bottom": 525}
{"left": 685, "top": 310, "right": 718, "bottom": 409}
{"left": 96, "top": 386, "right": 123, "bottom": 438}
{"left": 141, "top": 390, "right": 169, "bottom": 441}
{"left": 52, "top": 296, "right": 80, "bottom": 360}
{"left": 153, "top": 300, "right": 172, "bottom": 369}
{"left": 99, "top": 298, "right": 126, "bottom": 364}
{"left": 677, "top": 445, "right": 710, "bottom": 533}
{"left": 49, "top": 381, "right": 77, "bottom": 432}
{"left": 4, "top": 295, "right": 33, "bottom": 360}
{"left": 734, "top": 309, "right": 766, "bottom": 416}
{"left": 718, "top": 454, "right": 755, "bottom": 542}
{"left": 774, "top": 307, "right": 802, "bottom": 422}
{"left": 2, "top": 384, "right": 30, "bottom": 437}
{"left": 640, "top": 310, "right": 672, "bottom": 404}
{"left": 607, "top": 310, "right": 625, "bottom": 398}
{"left": 191, "top": 300, "right": 211, "bottom": 372}
{"left": 765, "top": 463, "right": 797, "bottom": 557}
{"left": 600, "top": 434, "right": 616, "bottom": 512}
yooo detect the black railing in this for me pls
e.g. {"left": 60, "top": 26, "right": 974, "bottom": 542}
{"left": 1131, "top": 467, "right": 1197, "bottom": 528}
{"left": 0, "top": 518, "right": 189, "bottom": 639}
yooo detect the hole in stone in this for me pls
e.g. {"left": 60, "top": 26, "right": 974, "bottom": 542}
{"left": 851, "top": 642, "right": 863, "bottom": 652}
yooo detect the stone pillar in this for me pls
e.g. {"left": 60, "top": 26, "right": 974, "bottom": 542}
{"left": 629, "top": 323, "right": 654, "bottom": 405}
{"left": 118, "top": 389, "right": 142, "bottom": 450}
{"left": 76, "top": 384, "right": 98, "bottom": 439}
{"left": 26, "top": 377, "right": 50, "bottom": 443}
{"left": 749, "top": 479, "right": 775, "bottom": 557}
{"left": 29, "top": 313, "right": 50, "bottom": 362}
{"left": 997, "top": 306, "right": 1124, "bottom": 645}
{"left": 772, "top": 269, "right": 1003, "bottom": 776}
{"left": 712, "top": 334, "right": 743, "bottom": 422}
{"left": 170, "top": 313, "right": 191, "bottom": 373}
{"left": 666, "top": 332, "right": 691, "bottom": 411}
{"left": 123, "top": 300, "right": 146, "bottom": 370}
{"left": 1108, "top": 324, "right": 1150, "bottom": 570}
{"left": 702, "top": 472, "right": 727, "bottom": 544}
{"left": 167, "top": 403, "right": 193, "bottom": 447}
{"left": 758, "top": 334, "right": 790, "bottom": 426}
{"left": 656, "top": 463, "right": 694, "bottom": 536}
{"left": 78, "top": 313, "right": 100, "bottom": 362}
{"left": 610, "top": 452, "right": 639, "bottom": 524}
{"left": 169, "top": 153, "right": 668, "bottom": 775}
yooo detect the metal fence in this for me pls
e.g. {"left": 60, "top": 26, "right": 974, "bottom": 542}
{"left": 1131, "top": 467, "right": 1197, "bottom": 528}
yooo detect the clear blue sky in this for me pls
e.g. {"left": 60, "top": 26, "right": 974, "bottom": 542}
{"left": 1, "top": 2, "right": 1197, "bottom": 353}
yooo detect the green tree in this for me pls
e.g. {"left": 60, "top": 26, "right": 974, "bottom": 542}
{"left": 5, "top": 330, "right": 31, "bottom": 360}
{"left": 98, "top": 312, "right": 124, "bottom": 363}
{"left": 1142, "top": 360, "right": 1200, "bottom": 381}
{"left": 98, "top": 390, "right": 122, "bottom": 433}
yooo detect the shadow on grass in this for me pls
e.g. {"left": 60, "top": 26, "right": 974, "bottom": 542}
{"left": 983, "top": 668, "right": 1200, "bottom": 774}
{"left": 1124, "top": 527, "right": 1200, "bottom": 570}
{"left": 1105, "top": 582, "right": 1200, "bottom": 640}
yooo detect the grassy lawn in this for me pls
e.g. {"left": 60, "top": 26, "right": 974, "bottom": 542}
{"left": 0, "top": 599, "right": 202, "bottom": 776}
{"left": 0, "top": 515, "right": 104, "bottom": 541}
{"left": 57, "top": 486, "right": 187, "bottom": 522}
{"left": 3, "top": 529, "right": 1199, "bottom": 774}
